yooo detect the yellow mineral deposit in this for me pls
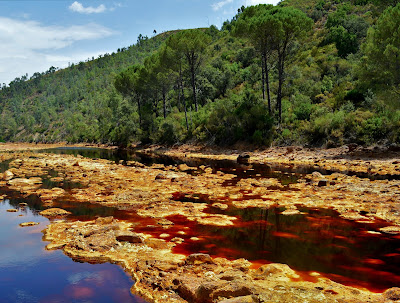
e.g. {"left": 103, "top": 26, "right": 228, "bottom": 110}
{"left": 1, "top": 144, "right": 400, "bottom": 303}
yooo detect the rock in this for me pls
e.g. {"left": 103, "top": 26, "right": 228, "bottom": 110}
{"left": 209, "top": 282, "right": 254, "bottom": 302}
{"left": 4, "top": 170, "right": 14, "bottom": 181}
{"left": 186, "top": 253, "right": 213, "bottom": 265}
{"left": 379, "top": 226, "right": 400, "bottom": 234}
{"left": 196, "top": 281, "right": 227, "bottom": 303}
{"left": 145, "top": 238, "right": 169, "bottom": 249}
{"left": 252, "top": 264, "right": 284, "bottom": 279}
{"left": 19, "top": 222, "right": 39, "bottom": 227}
{"left": 19, "top": 203, "right": 28, "bottom": 207}
{"left": 115, "top": 230, "right": 144, "bottom": 244}
{"left": 218, "top": 295, "right": 259, "bottom": 303}
{"left": 46, "top": 243, "right": 66, "bottom": 250}
{"left": 212, "top": 203, "right": 229, "bottom": 210}
{"left": 281, "top": 209, "right": 301, "bottom": 215}
{"left": 347, "top": 143, "right": 358, "bottom": 152}
{"left": 95, "top": 216, "right": 114, "bottom": 225}
{"left": 8, "top": 177, "right": 42, "bottom": 187}
{"left": 311, "top": 171, "right": 323, "bottom": 179}
{"left": 155, "top": 173, "right": 167, "bottom": 180}
{"left": 173, "top": 277, "right": 199, "bottom": 302}
{"left": 285, "top": 146, "right": 294, "bottom": 154}
{"left": 71, "top": 229, "right": 117, "bottom": 252}
{"left": 217, "top": 270, "right": 245, "bottom": 281}
{"left": 39, "top": 208, "right": 72, "bottom": 217}
{"left": 237, "top": 154, "right": 250, "bottom": 164}
{"left": 6, "top": 209, "right": 18, "bottom": 212}
{"left": 383, "top": 287, "right": 400, "bottom": 301}
{"left": 231, "top": 259, "right": 251, "bottom": 272}
{"left": 85, "top": 231, "right": 117, "bottom": 252}
{"left": 178, "top": 164, "right": 196, "bottom": 172}
{"left": 80, "top": 225, "right": 118, "bottom": 237}
{"left": 126, "top": 161, "right": 145, "bottom": 168}
{"left": 171, "top": 237, "right": 184, "bottom": 244}
{"left": 157, "top": 218, "right": 174, "bottom": 226}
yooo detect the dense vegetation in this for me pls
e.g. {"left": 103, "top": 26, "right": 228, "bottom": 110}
{"left": 1, "top": 0, "right": 400, "bottom": 147}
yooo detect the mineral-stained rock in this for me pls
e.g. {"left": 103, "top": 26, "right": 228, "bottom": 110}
{"left": 39, "top": 208, "right": 72, "bottom": 217}
{"left": 155, "top": 173, "right": 167, "bottom": 180}
{"left": 178, "top": 164, "right": 196, "bottom": 172}
{"left": 383, "top": 287, "right": 400, "bottom": 301}
{"left": 218, "top": 295, "right": 259, "bottom": 303}
{"left": 157, "top": 218, "right": 174, "bottom": 226}
{"left": 95, "top": 216, "right": 114, "bottom": 225}
{"left": 4, "top": 170, "right": 14, "bottom": 181}
{"left": 311, "top": 171, "right": 323, "bottom": 179}
{"left": 6, "top": 209, "right": 18, "bottom": 212}
{"left": 212, "top": 203, "right": 229, "bottom": 210}
{"left": 19, "top": 222, "right": 39, "bottom": 227}
{"left": 186, "top": 253, "right": 213, "bottom": 265}
{"left": 252, "top": 263, "right": 292, "bottom": 280}
{"left": 281, "top": 209, "right": 301, "bottom": 215}
{"left": 46, "top": 243, "right": 66, "bottom": 250}
{"left": 379, "top": 226, "right": 400, "bottom": 234}
{"left": 115, "top": 230, "right": 144, "bottom": 244}
{"left": 85, "top": 231, "right": 117, "bottom": 252}
{"left": 217, "top": 270, "right": 246, "bottom": 281}
{"left": 36, "top": 187, "right": 66, "bottom": 202}
{"left": 196, "top": 280, "right": 229, "bottom": 303}
{"left": 211, "top": 282, "right": 254, "bottom": 301}
{"left": 8, "top": 177, "right": 42, "bottom": 191}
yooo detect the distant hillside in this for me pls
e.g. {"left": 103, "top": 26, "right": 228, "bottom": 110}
{"left": 0, "top": 32, "right": 169, "bottom": 142}
{"left": 1, "top": 0, "right": 399, "bottom": 147}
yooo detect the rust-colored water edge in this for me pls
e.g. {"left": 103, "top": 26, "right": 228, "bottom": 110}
{"left": 1, "top": 146, "right": 400, "bottom": 303}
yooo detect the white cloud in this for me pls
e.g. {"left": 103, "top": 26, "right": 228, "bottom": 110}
{"left": 69, "top": 1, "right": 107, "bottom": 14}
{"left": 0, "top": 17, "right": 114, "bottom": 85}
{"left": 245, "top": 0, "right": 280, "bottom": 6}
{"left": 212, "top": 0, "right": 234, "bottom": 11}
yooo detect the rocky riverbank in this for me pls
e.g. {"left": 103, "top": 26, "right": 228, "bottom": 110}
{"left": 1, "top": 144, "right": 400, "bottom": 302}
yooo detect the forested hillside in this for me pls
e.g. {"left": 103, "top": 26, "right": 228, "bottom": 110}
{"left": 1, "top": 0, "right": 399, "bottom": 147}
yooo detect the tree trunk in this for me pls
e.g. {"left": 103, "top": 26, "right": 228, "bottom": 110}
{"left": 277, "top": 53, "right": 284, "bottom": 124}
{"left": 261, "top": 53, "right": 266, "bottom": 101}
{"left": 182, "top": 85, "right": 189, "bottom": 132}
{"left": 162, "top": 89, "right": 167, "bottom": 119}
{"left": 136, "top": 94, "right": 142, "bottom": 126}
{"left": 264, "top": 54, "right": 272, "bottom": 115}
{"left": 179, "top": 66, "right": 189, "bottom": 131}
{"left": 277, "top": 41, "right": 287, "bottom": 124}
{"left": 153, "top": 92, "right": 158, "bottom": 118}
{"left": 191, "top": 64, "right": 198, "bottom": 112}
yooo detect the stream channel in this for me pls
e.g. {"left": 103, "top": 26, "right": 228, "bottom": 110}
{"left": 1, "top": 147, "right": 400, "bottom": 302}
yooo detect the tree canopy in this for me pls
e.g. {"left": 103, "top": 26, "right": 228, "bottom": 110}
{"left": 1, "top": 0, "right": 400, "bottom": 147}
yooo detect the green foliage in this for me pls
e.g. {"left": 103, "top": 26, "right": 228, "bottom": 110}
{"left": 360, "top": 3, "right": 400, "bottom": 93}
{"left": 191, "top": 89, "right": 274, "bottom": 145}
{"left": 1, "top": 0, "right": 399, "bottom": 148}
{"left": 323, "top": 4, "right": 370, "bottom": 57}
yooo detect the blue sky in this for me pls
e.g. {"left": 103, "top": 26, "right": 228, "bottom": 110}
{"left": 0, "top": 0, "right": 280, "bottom": 86}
